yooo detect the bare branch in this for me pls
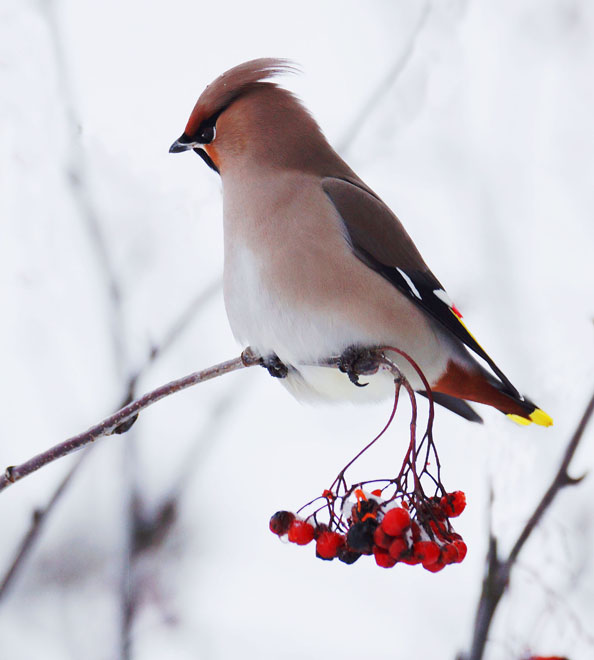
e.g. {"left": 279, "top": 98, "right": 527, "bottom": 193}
{"left": 0, "top": 352, "right": 260, "bottom": 494}
{"left": 464, "top": 388, "right": 594, "bottom": 660}
{"left": 0, "top": 345, "right": 425, "bottom": 495}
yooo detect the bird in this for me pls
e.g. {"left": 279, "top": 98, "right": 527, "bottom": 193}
{"left": 169, "top": 58, "right": 552, "bottom": 427}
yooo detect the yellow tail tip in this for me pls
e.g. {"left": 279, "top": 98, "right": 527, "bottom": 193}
{"left": 507, "top": 414, "right": 531, "bottom": 426}
{"left": 530, "top": 408, "right": 553, "bottom": 427}
{"left": 507, "top": 408, "right": 553, "bottom": 427}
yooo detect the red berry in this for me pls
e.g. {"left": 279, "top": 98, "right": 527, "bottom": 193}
{"left": 440, "top": 491, "right": 466, "bottom": 518}
{"left": 337, "top": 547, "right": 361, "bottom": 565}
{"left": 452, "top": 539, "right": 467, "bottom": 562}
{"left": 423, "top": 560, "right": 446, "bottom": 573}
{"left": 388, "top": 537, "right": 408, "bottom": 560}
{"left": 371, "top": 489, "right": 383, "bottom": 497}
{"left": 381, "top": 507, "right": 411, "bottom": 536}
{"left": 373, "top": 547, "right": 397, "bottom": 568}
{"left": 313, "top": 523, "right": 329, "bottom": 538}
{"left": 441, "top": 543, "right": 460, "bottom": 564}
{"left": 400, "top": 553, "right": 421, "bottom": 565}
{"left": 346, "top": 520, "right": 377, "bottom": 554}
{"left": 269, "top": 511, "right": 295, "bottom": 536}
{"left": 410, "top": 521, "right": 422, "bottom": 542}
{"left": 287, "top": 520, "right": 315, "bottom": 545}
{"left": 429, "top": 520, "right": 448, "bottom": 540}
{"left": 373, "top": 526, "right": 394, "bottom": 550}
{"left": 316, "top": 531, "right": 345, "bottom": 560}
{"left": 413, "top": 541, "right": 440, "bottom": 566}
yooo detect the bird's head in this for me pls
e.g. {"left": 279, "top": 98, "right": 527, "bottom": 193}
{"left": 169, "top": 58, "right": 344, "bottom": 176}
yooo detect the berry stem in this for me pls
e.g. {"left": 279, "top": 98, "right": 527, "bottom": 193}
{"left": 327, "top": 379, "right": 402, "bottom": 495}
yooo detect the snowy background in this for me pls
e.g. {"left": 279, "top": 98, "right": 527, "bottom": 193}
{"left": 1, "top": 0, "right": 593, "bottom": 658}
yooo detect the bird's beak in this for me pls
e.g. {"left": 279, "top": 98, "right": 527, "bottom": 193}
{"left": 169, "top": 134, "right": 196, "bottom": 153}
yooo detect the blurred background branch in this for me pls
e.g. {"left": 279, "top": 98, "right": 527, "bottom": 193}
{"left": 462, "top": 389, "right": 594, "bottom": 660}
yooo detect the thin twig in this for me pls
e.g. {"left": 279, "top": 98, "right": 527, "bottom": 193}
{"left": 464, "top": 389, "right": 594, "bottom": 660}
{"left": 0, "top": 353, "right": 259, "bottom": 494}
{"left": 0, "top": 346, "right": 420, "bottom": 495}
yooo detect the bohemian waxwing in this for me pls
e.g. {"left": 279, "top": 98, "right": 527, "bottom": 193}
{"left": 169, "top": 58, "right": 552, "bottom": 427}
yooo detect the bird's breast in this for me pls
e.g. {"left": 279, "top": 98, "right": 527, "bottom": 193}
{"left": 221, "top": 170, "right": 372, "bottom": 365}
{"left": 220, "top": 169, "right": 452, "bottom": 395}
{"left": 223, "top": 238, "right": 356, "bottom": 365}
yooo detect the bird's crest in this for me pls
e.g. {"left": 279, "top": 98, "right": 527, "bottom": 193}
{"left": 185, "top": 58, "right": 297, "bottom": 137}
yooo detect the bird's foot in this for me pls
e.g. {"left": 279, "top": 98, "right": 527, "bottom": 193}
{"left": 338, "top": 346, "right": 379, "bottom": 387}
{"left": 241, "top": 347, "right": 288, "bottom": 378}
{"left": 261, "top": 353, "right": 289, "bottom": 379}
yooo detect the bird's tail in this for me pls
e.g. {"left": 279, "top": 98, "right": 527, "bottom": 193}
{"left": 433, "top": 360, "right": 553, "bottom": 427}
{"left": 505, "top": 400, "right": 553, "bottom": 427}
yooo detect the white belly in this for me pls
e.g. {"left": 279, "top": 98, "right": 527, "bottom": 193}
{"left": 223, "top": 242, "right": 435, "bottom": 402}
{"left": 224, "top": 244, "right": 360, "bottom": 360}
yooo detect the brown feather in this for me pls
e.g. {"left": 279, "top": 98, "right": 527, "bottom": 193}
{"left": 185, "top": 58, "right": 298, "bottom": 136}
{"left": 434, "top": 360, "right": 531, "bottom": 418}
{"left": 322, "top": 176, "right": 522, "bottom": 398}
{"left": 212, "top": 84, "right": 353, "bottom": 174}
{"left": 322, "top": 177, "right": 435, "bottom": 277}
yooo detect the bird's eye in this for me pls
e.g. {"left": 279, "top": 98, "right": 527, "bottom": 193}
{"left": 198, "top": 124, "right": 216, "bottom": 144}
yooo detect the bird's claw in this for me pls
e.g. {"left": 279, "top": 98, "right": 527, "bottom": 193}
{"left": 338, "top": 346, "right": 379, "bottom": 388}
{"left": 262, "top": 354, "right": 289, "bottom": 379}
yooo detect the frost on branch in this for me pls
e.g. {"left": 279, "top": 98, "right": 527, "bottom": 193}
{"left": 269, "top": 348, "right": 468, "bottom": 572}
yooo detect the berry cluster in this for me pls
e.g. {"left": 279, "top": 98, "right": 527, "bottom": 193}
{"left": 268, "top": 347, "right": 471, "bottom": 573}
{"left": 270, "top": 488, "right": 467, "bottom": 572}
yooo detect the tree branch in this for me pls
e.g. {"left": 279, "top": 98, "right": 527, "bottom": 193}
{"left": 0, "top": 346, "right": 411, "bottom": 495}
{"left": 0, "top": 352, "right": 260, "bottom": 494}
{"left": 463, "top": 388, "right": 594, "bottom": 660}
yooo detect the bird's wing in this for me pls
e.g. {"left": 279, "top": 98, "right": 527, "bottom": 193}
{"left": 322, "top": 176, "right": 520, "bottom": 398}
